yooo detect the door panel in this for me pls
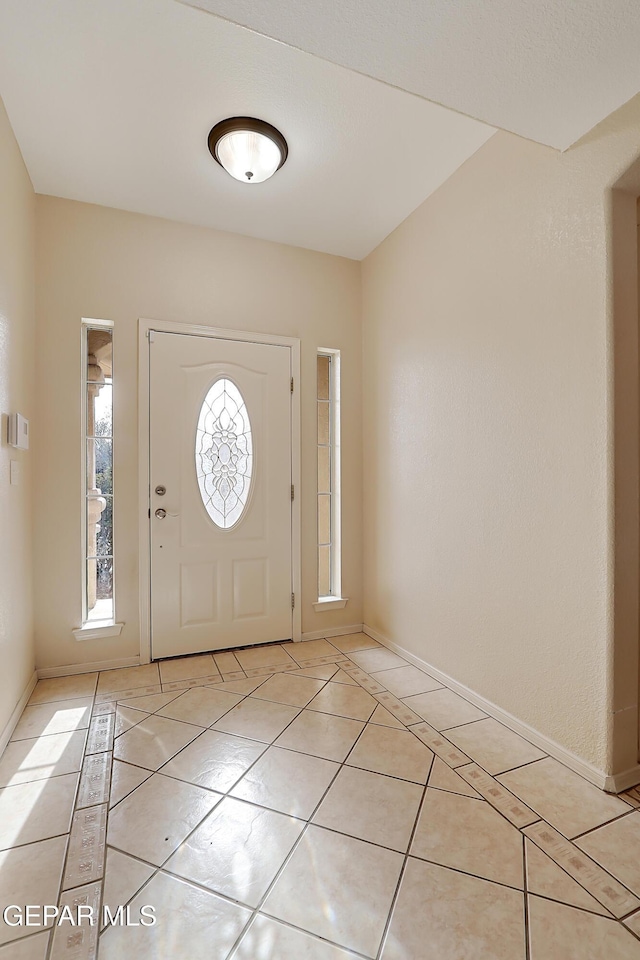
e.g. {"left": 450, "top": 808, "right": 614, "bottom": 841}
{"left": 150, "top": 331, "right": 292, "bottom": 657}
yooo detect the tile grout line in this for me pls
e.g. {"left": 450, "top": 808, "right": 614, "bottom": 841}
{"left": 45, "top": 673, "right": 100, "bottom": 960}
{"left": 110, "top": 675, "right": 304, "bottom": 789}
{"left": 389, "top": 696, "right": 628, "bottom": 837}
{"left": 568, "top": 805, "right": 638, "bottom": 842}
{"left": 522, "top": 834, "right": 531, "bottom": 960}
{"left": 346, "top": 642, "right": 640, "bottom": 809}
{"left": 375, "top": 752, "right": 436, "bottom": 960}
{"left": 106, "top": 684, "right": 377, "bottom": 958}
{"left": 102, "top": 761, "right": 153, "bottom": 815}
{"left": 539, "top": 894, "right": 620, "bottom": 923}
{"left": 341, "top": 656, "right": 546, "bottom": 835}
{"left": 341, "top": 653, "right": 640, "bottom": 927}
{"left": 110, "top": 652, "right": 406, "bottom": 957}
{"left": 97, "top": 826, "right": 625, "bottom": 933}
{"left": 99, "top": 667, "right": 343, "bottom": 952}
{"left": 43, "top": 795, "right": 75, "bottom": 960}
{"left": 488, "top": 757, "right": 550, "bottom": 778}
{"left": 142, "top": 674, "right": 335, "bottom": 781}
{"left": 15, "top": 640, "right": 640, "bottom": 957}
{"left": 8, "top": 659, "right": 282, "bottom": 956}
{"left": 520, "top": 831, "right": 625, "bottom": 922}
{"left": 342, "top": 663, "right": 548, "bottom": 829}
{"left": 523, "top": 823, "right": 640, "bottom": 919}
{"left": 114, "top": 667, "right": 596, "bottom": 841}
{"left": 21, "top": 653, "right": 638, "bottom": 925}
{"left": 113, "top": 750, "right": 541, "bottom": 886}
{"left": 422, "top": 713, "right": 488, "bottom": 730}
{"left": 109, "top": 668, "right": 284, "bottom": 779}
{"left": 231, "top": 914, "right": 373, "bottom": 960}
{"left": 225, "top": 705, "right": 391, "bottom": 959}
{"left": 97, "top": 665, "right": 176, "bottom": 953}
{"left": 0, "top": 929, "right": 50, "bottom": 956}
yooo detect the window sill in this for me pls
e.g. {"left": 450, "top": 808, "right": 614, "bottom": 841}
{"left": 313, "top": 597, "right": 349, "bottom": 612}
{"left": 73, "top": 621, "right": 124, "bottom": 641}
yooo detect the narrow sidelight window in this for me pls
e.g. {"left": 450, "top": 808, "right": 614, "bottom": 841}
{"left": 82, "top": 320, "right": 114, "bottom": 624}
{"left": 317, "top": 349, "right": 341, "bottom": 599}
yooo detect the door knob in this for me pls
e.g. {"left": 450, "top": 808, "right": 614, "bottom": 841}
{"left": 155, "top": 508, "right": 167, "bottom": 519}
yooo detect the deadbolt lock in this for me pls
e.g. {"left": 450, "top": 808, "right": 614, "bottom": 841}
{"left": 155, "top": 485, "right": 166, "bottom": 496}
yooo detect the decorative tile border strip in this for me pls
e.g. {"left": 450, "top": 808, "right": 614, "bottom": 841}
{"left": 206, "top": 677, "right": 265, "bottom": 694}
{"left": 244, "top": 663, "right": 299, "bottom": 678}
{"left": 331, "top": 669, "right": 358, "bottom": 685}
{"left": 118, "top": 692, "right": 182, "bottom": 713}
{"left": 458, "top": 764, "right": 538, "bottom": 828}
{"left": 284, "top": 665, "right": 340, "bottom": 680}
{"left": 50, "top": 881, "right": 102, "bottom": 960}
{"left": 410, "top": 721, "right": 471, "bottom": 768}
{"left": 290, "top": 655, "right": 349, "bottom": 669}
{"left": 328, "top": 653, "right": 640, "bottom": 928}
{"left": 85, "top": 713, "right": 115, "bottom": 755}
{"left": 160, "top": 674, "right": 222, "bottom": 691}
{"left": 32, "top": 644, "right": 640, "bottom": 960}
{"left": 77, "top": 751, "right": 112, "bottom": 809}
{"left": 340, "top": 661, "right": 386, "bottom": 693}
{"left": 374, "top": 690, "right": 422, "bottom": 726}
{"left": 63, "top": 804, "right": 108, "bottom": 890}
{"left": 524, "top": 821, "right": 640, "bottom": 919}
{"left": 95, "top": 684, "right": 161, "bottom": 703}
{"left": 91, "top": 701, "right": 115, "bottom": 717}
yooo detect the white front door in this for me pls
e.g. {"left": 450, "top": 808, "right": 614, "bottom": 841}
{"left": 149, "top": 330, "right": 293, "bottom": 658}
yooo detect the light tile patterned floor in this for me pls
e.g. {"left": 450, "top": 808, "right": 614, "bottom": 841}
{"left": 1, "top": 634, "right": 640, "bottom": 958}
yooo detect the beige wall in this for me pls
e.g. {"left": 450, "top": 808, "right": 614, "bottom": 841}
{"left": 22, "top": 95, "right": 640, "bottom": 778}
{"left": 0, "top": 97, "right": 35, "bottom": 733}
{"left": 35, "top": 197, "right": 362, "bottom": 669}
{"left": 362, "top": 96, "right": 640, "bottom": 777}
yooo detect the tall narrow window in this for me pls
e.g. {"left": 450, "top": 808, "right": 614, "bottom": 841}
{"left": 317, "top": 349, "right": 342, "bottom": 602}
{"left": 83, "top": 321, "right": 114, "bottom": 625}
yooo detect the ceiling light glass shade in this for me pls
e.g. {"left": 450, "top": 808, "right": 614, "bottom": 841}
{"left": 216, "top": 130, "right": 281, "bottom": 183}
{"left": 208, "top": 117, "right": 288, "bottom": 184}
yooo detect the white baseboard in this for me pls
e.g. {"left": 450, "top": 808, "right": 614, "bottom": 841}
{"left": 302, "top": 623, "right": 363, "bottom": 642}
{"left": 605, "top": 764, "right": 640, "bottom": 793}
{"left": 363, "top": 623, "right": 626, "bottom": 793}
{"left": 37, "top": 656, "right": 140, "bottom": 679}
{"left": 0, "top": 670, "right": 38, "bottom": 757}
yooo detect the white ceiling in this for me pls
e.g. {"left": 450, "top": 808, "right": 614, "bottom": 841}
{"left": 184, "top": 0, "right": 640, "bottom": 151}
{"left": 5, "top": 1, "right": 635, "bottom": 258}
{"left": 0, "top": 0, "right": 494, "bottom": 259}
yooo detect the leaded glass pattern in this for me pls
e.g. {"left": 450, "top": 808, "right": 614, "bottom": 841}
{"left": 196, "top": 378, "right": 253, "bottom": 529}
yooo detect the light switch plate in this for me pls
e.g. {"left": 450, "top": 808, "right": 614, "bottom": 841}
{"left": 8, "top": 412, "right": 29, "bottom": 449}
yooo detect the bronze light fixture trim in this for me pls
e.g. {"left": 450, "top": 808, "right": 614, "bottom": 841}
{"left": 208, "top": 117, "right": 289, "bottom": 184}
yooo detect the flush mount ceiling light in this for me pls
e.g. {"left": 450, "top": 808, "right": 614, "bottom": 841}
{"left": 208, "top": 117, "right": 288, "bottom": 184}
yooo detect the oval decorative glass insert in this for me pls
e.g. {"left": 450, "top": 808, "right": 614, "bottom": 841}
{"left": 195, "top": 378, "right": 253, "bottom": 528}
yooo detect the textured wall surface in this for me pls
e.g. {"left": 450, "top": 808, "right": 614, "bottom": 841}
{"left": 15, "top": 89, "right": 640, "bottom": 778}
{"left": 35, "top": 197, "right": 362, "bottom": 669}
{"left": 0, "top": 95, "right": 35, "bottom": 733}
{"left": 362, "top": 96, "right": 640, "bottom": 775}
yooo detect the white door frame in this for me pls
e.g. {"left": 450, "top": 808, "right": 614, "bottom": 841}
{"left": 138, "top": 317, "right": 302, "bottom": 664}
